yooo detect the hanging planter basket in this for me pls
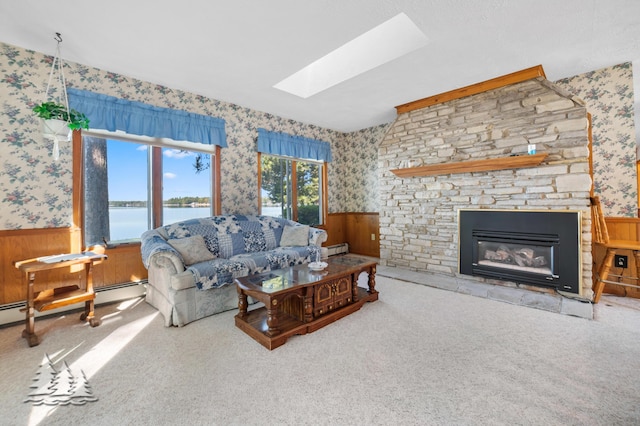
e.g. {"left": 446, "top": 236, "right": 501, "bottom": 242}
{"left": 32, "top": 33, "right": 89, "bottom": 160}
{"left": 42, "top": 118, "right": 72, "bottom": 140}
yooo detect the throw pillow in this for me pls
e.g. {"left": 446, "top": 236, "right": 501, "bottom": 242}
{"left": 280, "top": 225, "right": 309, "bottom": 247}
{"left": 167, "top": 235, "right": 215, "bottom": 265}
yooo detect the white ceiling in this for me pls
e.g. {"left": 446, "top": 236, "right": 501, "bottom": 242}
{"left": 1, "top": 0, "right": 640, "bottom": 132}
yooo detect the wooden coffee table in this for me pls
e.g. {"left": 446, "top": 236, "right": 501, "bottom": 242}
{"left": 235, "top": 256, "right": 377, "bottom": 350}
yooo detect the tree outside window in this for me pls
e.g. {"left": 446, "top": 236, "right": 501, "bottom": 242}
{"left": 83, "top": 135, "right": 215, "bottom": 246}
{"left": 260, "top": 154, "right": 323, "bottom": 226}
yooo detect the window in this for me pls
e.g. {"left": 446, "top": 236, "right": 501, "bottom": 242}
{"left": 260, "top": 154, "right": 325, "bottom": 225}
{"left": 256, "top": 129, "right": 331, "bottom": 226}
{"left": 68, "top": 89, "right": 226, "bottom": 246}
{"left": 82, "top": 132, "right": 218, "bottom": 245}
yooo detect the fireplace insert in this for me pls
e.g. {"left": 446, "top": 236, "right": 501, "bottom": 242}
{"left": 458, "top": 210, "right": 581, "bottom": 294}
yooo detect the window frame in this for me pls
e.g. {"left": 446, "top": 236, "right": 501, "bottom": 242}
{"left": 74, "top": 130, "right": 221, "bottom": 248}
{"left": 257, "top": 152, "right": 328, "bottom": 226}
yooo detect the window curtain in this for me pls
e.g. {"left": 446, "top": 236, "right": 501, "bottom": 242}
{"left": 257, "top": 128, "right": 332, "bottom": 162}
{"left": 67, "top": 88, "right": 227, "bottom": 147}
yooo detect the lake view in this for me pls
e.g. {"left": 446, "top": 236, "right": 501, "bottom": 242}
{"left": 109, "top": 206, "right": 282, "bottom": 241}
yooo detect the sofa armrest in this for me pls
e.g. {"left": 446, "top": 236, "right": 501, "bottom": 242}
{"left": 309, "top": 227, "right": 328, "bottom": 247}
{"left": 148, "top": 250, "right": 186, "bottom": 275}
{"left": 140, "top": 228, "right": 185, "bottom": 271}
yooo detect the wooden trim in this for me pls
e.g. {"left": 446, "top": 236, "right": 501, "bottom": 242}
{"left": 151, "top": 146, "right": 162, "bottom": 228}
{"left": 321, "top": 162, "right": 328, "bottom": 225}
{"left": 72, "top": 130, "right": 83, "bottom": 234}
{"left": 588, "top": 113, "right": 594, "bottom": 198}
{"left": 390, "top": 153, "right": 548, "bottom": 178}
{"left": 0, "top": 227, "right": 75, "bottom": 237}
{"left": 395, "top": 65, "right": 546, "bottom": 114}
{"left": 257, "top": 152, "right": 262, "bottom": 215}
{"left": 213, "top": 145, "right": 221, "bottom": 215}
{"left": 291, "top": 160, "right": 298, "bottom": 221}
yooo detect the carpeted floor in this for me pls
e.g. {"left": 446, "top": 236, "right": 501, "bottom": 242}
{"left": 1, "top": 273, "right": 639, "bottom": 426}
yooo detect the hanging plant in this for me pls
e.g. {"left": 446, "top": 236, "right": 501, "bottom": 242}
{"left": 32, "top": 101, "right": 90, "bottom": 130}
{"left": 33, "top": 32, "right": 89, "bottom": 160}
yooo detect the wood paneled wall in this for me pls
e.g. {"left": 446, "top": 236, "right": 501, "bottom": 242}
{"left": 1, "top": 212, "right": 379, "bottom": 305}
{"left": 5, "top": 212, "right": 638, "bottom": 304}
{"left": 324, "top": 213, "right": 379, "bottom": 258}
{"left": 0, "top": 227, "right": 147, "bottom": 305}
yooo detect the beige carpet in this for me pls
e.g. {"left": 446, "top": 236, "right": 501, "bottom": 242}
{"left": 1, "top": 274, "right": 639, "bottom": 426}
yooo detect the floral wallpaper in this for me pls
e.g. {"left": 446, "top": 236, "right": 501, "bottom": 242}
{"left": 333, "top": 125, "right": 389, "bottom": 212}
{"left": 0, "top": 41, "right": 384, "bottom": 230}
{"left": 555, "top": 62, "right": 637, "bottom": 216}
{"left": 1, "top": 39, "right": 635, "bottom": 230}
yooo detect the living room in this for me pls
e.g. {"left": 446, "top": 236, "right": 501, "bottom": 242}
{"left": 1, "top": 2, "right": 639, "bottom": 309}
{"left": 1, "top": 2, "right": 640, "bottom": 424}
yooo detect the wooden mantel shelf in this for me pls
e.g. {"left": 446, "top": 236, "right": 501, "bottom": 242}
{"left": 390, "top": 153, "right": 548, "bottom": 178}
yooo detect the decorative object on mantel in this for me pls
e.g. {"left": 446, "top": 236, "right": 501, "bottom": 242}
{"left": 390, "top": 153, "right": 548, "bottom": 178}
{"left": 31, "top": 33, "right": 89, "bottom": 160}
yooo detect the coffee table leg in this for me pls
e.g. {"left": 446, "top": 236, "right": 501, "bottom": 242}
{"left": 266, "top": 299, "right": 280, "bottom": 337}
{"left": 303, "top": 286, "right": 314, "bottom": 322}
{"left": 352, "top": 272, "right": 360, "bottom": 303}
{"left": 237, "top": 286, "right": 248, "bottom": 318}
{"left": 367, "top": 265, "right": 378, "bottom": 294}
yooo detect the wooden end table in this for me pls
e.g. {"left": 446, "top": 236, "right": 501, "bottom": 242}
{"left": 14, "top": 252, "right": 107, "bottom": 347}
{"left": 235, "top": 256, "right": 377, "bottom": 350}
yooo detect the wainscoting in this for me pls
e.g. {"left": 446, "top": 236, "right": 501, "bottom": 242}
{"left": 324, "top": 213, "right": 380, "bottom": 258}
{"left": 3, "top": 213, "right": 636, "bottom": 305}
{"left": 0, "top": 227, "right": 147, "bottom": 306}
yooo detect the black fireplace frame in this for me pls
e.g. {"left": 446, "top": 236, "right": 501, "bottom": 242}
{"left": 458, "top": 209, "right": 581, "bottom": 294}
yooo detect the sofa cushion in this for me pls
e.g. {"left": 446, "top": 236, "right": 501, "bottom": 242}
{"left": 187, "top": 258, "right": 249, "bottom": 290}
{"left": 280, "top": 225, "right": 309, "bottom": 246}
{"left": 168, "top": 235, "right": 215, "bottom": 265}
{"left": 231, "top": 246, "right": 319, "bottom": 275}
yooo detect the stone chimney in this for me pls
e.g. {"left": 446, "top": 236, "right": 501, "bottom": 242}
{"left": 378, "top": 68, "right": 593, "bottom": 298}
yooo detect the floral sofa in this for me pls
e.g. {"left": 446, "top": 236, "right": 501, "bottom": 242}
{"left": 140, "top": 214, "right": 327, "bottom": 326}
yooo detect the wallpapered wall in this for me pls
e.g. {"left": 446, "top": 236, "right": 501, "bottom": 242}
{"left": 555, "top": 62, "right": 636, "bottom": 216}
{"left": 0, "top": 39, "right": 635, "bottom": 230}
{"left": 0, "top": 41, "right": 382, "bottom": 230}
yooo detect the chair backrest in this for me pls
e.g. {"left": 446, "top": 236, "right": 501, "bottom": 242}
{"left": 590, "top": 196, "right": 610, "bottom": 244}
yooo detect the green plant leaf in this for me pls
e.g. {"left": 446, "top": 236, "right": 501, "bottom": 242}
{"left": 32, "top": 102, "right": 90, "bottom": 130}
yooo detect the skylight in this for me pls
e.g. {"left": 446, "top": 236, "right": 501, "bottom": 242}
{"left": 274, "top": 12, "right": 428, "bottom": 99}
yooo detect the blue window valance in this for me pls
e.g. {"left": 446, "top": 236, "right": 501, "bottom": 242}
{"left": 67, "top": 88, "right": 227, "bottom": 148}
{"left": 257, "top": 128, "right": 332, "bottom": 162}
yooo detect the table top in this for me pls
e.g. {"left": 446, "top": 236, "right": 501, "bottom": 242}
{"left": 14, "top": 252, "right": 107, "bottom": 272}
{"left": 235, "top": 256, "right": 376, "bottom": 294}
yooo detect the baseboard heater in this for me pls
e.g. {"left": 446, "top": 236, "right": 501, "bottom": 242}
{"left": 326, "top": 243, "right": 349, "bottom": 256}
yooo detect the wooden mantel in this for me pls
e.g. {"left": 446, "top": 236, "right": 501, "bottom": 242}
{"left": 390, "top": 153, "right": 548, "bottom": 178}
{"left": 395, "top": 65, "right": 546, "bottom": 114}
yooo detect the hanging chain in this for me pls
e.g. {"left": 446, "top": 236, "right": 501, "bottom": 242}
{"left": 43, "top": 32, "right": 70, "bottom": 122}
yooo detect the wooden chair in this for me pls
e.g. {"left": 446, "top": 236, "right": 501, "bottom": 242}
{"left": 590, "top": 196, "right": 640, "bottom": 303}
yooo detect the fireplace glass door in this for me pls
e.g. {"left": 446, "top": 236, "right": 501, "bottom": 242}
{"left": 476, "top": 240, "right": 554, "bottom": 278}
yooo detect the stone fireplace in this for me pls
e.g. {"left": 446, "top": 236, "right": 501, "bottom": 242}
{"left": 378, "top": 67, "right": 594, "bottom": 299}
